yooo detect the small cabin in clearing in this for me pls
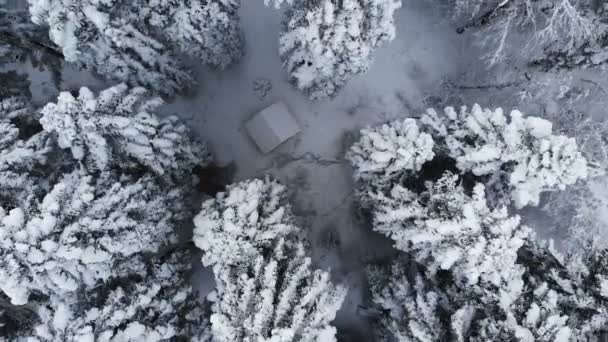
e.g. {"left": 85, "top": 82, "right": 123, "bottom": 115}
{"left": 245, "top": 102, "right": 301, "bottom": 154}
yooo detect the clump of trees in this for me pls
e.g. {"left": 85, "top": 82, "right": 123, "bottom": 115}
{"left": 0, "top": 84, "right": 211, "bottom": 340}
{"left": 348, "top": 104, "right": 608, "bottom": 340}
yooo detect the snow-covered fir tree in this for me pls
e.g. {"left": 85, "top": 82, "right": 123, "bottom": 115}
{"left": 420, "top": 105, "right": 588, "bottom": 208}
{"left": 141, "top": 0, "right": 244, "bottom": 70}
{"left": 504, "top": 244, "right": 608, "bottom": 341}
{"left": 38, "top": 84, "right": 209, "bottom": 180}
{"left": 0, "top": 85, "right": 210, "bottom": 340}
{"left": 28, "top": 0, "right": 192, "bottom": 96}
{"left": 368, "top": 256, "right": 446, "bottom": 342}
{"left": 0, "top": 168, "right": 179, "bottom": 305}
{"left": 371, "top": 173, "right": 529, "bottom": 291}
{"left": 31, "top": 252, "right": 212, "bottom": 342}
{"left": 0, "top": 97, "right": 53, "bottom": 233}
{"left": 279, "top": 0, "right": 402, "bottom": 100}
{"left": 207, "top": 238, "right": 346, "bottom": 342}
{"left": 368, "top": 246, "right": 608, "bottom": 341}
{"left": 193, "top": 177, "right": 300, "bottom": 267}
{"left": 28, "top": 0, "right": 244, "bottom": 96}
{"left": 194, "top": 177, "right": 347, "bottom": 341}
{"left": 346, "top": 118, "right": 434, "bottom": 204}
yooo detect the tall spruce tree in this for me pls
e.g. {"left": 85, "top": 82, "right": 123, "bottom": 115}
{"left": 279, "top": 0, "right": 402, "bottom": 100}
{"left": 193, "top": 177, "right": 347, "bottom": 341}
{"left": 28, "top": 0, "right": 245, "bottom": 96}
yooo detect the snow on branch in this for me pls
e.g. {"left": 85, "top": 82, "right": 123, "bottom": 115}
{"left": 30, "top": 252, "right": 211, "bottom": 341}
{"left": 347, "top": 118, "right": 434, "bottom": 190}
{"left": 0, "top": 168, "right": 178, "bottom": 305}
{"left": 349, "top": 104, "right": 588, "bottom": 210}
{"left": 349, "top": 103, "right": 606, "bottom": 340}
{"left": 194, "top": 177, "right": 300, "bottom": 267}
{"left": 453, "top": 0, "right": 608, "bottom": 66}
{"left": 39, "top": 84, "right": 210, "bottom": 179}
{"left": 208, "top": 239, "right": 346, "bottom": 342}
{"left": 368, "top": 257, "right": 444, "bottom": 342}
{"left": 372, "top": 173, "right": 529, "bottom": 290}
{"left": 421, "top": 104, "right": 588, "bottom": 208}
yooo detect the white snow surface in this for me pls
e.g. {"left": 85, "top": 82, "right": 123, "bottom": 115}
{"left": 161, "top": 0, "right": 464, "bottom": 337}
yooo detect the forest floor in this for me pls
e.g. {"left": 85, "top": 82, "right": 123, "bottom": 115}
{"left": 164, "top": 1, "right": 468, "bottom": 339}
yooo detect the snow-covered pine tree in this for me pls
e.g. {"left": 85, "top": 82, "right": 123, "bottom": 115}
{"left": 420, "top": 105, "right": 588, "bottom": 208}
{"left": 279, "top": 0, "right": 402, "bottom": 100}
{"left": 31, "top": 251, "right": 212, "bottom": 342}
{"left": 28, "top": 0, "right": 194, "bottom": 96}
{"left": 348, "top": 104, "right": 588, "bottom": 210}
{"left": 28, "top": 0, "right": 244, "bottom": 96}
{"left": 368, "top": 256, "right": 446, "bottom": 342}
{"left": 0, "top": 97, "right": 52, "bottom": 223}
{"left": 193, "top": 177, "right": 300, "bottom": 267}
{"left": 208, "top": 238, "right": 347, "bottom": 342}
{"left": 0, "top": 168, "right": 180, "bottom": 305}
{"left": 141, "top": 0, "right": 244, "bottom": 70}
{"left": 39, "top": 84, "right": 210, "bottom": 181}
{"left": 1, "top": 85, "right": 210, "bottom": 340}
{"left": 346, "top": 118, "right": 434, "bottom": 204}
{"left": 509, "top": 243, "right": 608, "bottom": 341}
{"left": 194, "top": 177, "right": 347, "bottom": 341}
{"left": 371, "top": 173, "right": 529, "bottom": 292}
{"left": 368, "top": 246, "right": 608, "bottom": 341}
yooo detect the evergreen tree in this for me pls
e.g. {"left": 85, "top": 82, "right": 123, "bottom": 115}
{"left": 208, "top": 238, "right": 346, "bottom": 342}
{"left": 420, "top": 105, "right": 588, "bottom": 208}
{"left": 0, "top": 168, "right": 179, "bottom": 305}
{"left": 194, "top": 177, "right": 347, "bottom": 342}
{"left": 348, "top": 104, "right": 588, "bottom": 210}
{"left": 279, "top": 0, "right": 402, "bottom": 100}
{"left": 28, "top": 0, "right": 245, "bottom": 96}
{"left": 368, "top": 256, "right": 445, "bottom": 342}
{"left": 141, "top": 0, "right": 244, "bottom": 70}
{"left": 39, "top": 84, "right": 210, "bottom": 180}
{"left": 371, "top": 173, "right": 529, "bottom": 290}
{"left": 349, "top": 105, "right": 607, "bottom": 340}
{"left": 346, "top": 118, "right": 434, "bottom": 205}
{"left": 31, "top": 252, "right": 211, "bottom": 342}
{"left": 0, "top": 85, "right": 210, "bottom": 340}
{"left": 194, "top": 177, "right": 300, "bottom": 267}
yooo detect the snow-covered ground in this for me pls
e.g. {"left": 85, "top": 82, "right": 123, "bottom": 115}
{"left": 165, "top": 1, "right": 466, "bottom": 338}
